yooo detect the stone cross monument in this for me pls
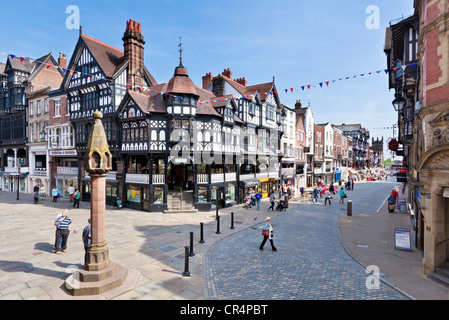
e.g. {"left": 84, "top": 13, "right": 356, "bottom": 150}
{"left": 61, "top": 112, "right": 140, "bottom": 298}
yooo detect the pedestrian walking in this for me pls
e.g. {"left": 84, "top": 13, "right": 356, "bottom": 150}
{"left": 268, "top": 191, "right": 275, "bottom": 211}
{"left": 82, "top": 218, "right": 91, "bottom": 265}
{"left": 259, "top": 217, "right": 277, "bottom": 251}
{"left": 329, "top": 182, "right": 335, "bottom": 195}
{"left": 351, "top": 179, "right": 354, "bottom": 190}
{"left": 339, "top": 187, "right": 347, "bottom": 204}
{"left": 54, "top": 209, "right": 72, "bottom": 254}
{"left": 33, "top": 185, "right": 39, "bottom": 204}
{"left": 387, "top": 193, "right": 396, "bottom": 213}
{"left": 313, "top": 186, "right": 319, "bottom": 204}
{"left": 68, "top": 184, "right": 75, "bottom": 203}
{"left": 391, "top": 188, "right": 399, "bottom": 205}
{"left": 255, "top": 190, "right": 262, "bottom": 211}
{"left": 39, "top": 185, "right": 46, "bottom": 202}
{"left": 73, "top": 189, "right": 80, "bottom": 208}
{"left": 52, "top": 186, "right": 59, "bottom": 203}
{"left": 324, "top": 189, "right": 332, "bottom": 205}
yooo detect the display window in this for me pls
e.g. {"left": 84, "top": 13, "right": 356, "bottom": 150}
{"left": 153, "top": 187, "right": 164, "bottom": 204}
{"left": 211, "top": 187, "right": 217, "bottom": 205}
{"left": 198, "top": 187, "right": 208, "bottom": 203}
{"left": 225, "top": 185, "right": 236, "bottom": 202}
{"left": 127, "top": 186, "right": 141, "bottom": 203}
{"left": 106, "top": 184, "right": 118, "bottom": 197}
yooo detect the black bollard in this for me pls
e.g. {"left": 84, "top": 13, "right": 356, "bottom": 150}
{"left": 230, "top": 212, "right": 235, "bottom": 229}
{"left": 347, "top": 200, "right": 352, "bottom": 217}
{"left": 199, "top": 222, "right": 205, "bottom": 244}
{"left": 216, "top": 215, "right": 221, "bottom": 234}
{"left": 189, "top": 232, "right": 195, "bottom": 257}
{"left": 182, "top": 246, "right": 190, "bottom": 277}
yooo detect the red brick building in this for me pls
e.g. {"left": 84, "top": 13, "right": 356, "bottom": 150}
{"left": 405, "top": 0, "right": 449, "bottom": 276}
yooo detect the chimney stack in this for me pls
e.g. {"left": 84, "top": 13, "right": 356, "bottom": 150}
{"left": 294, "top": 99, "right": 302, "bottom": 110}
{"left": 123, "top": 19, "right": 145, "bottom": 88}
{"left": 58, "top": 52, "right": 67, "bottom": 70}
{"left": 222, "top": 68, "right": 232, "bottom": 79}
{"left": 234, "top": 77, "right": 247, "bottom": 87}
{"left": 202, "top": 72, "right": 213, "bottom": 89}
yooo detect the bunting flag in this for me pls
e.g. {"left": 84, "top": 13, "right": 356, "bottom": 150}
{"left": 5, "top": 53, "right": 413, "bottom": 106}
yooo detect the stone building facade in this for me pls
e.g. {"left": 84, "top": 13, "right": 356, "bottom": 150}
{"left": 410, "top": 0, "right": 449, "bottom": 275}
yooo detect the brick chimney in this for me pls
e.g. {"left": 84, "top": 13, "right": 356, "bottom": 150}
{"left": 294, "top": 99, "right": 302, "bottom": 110}
{"left": 202, "top": 72, "right": 213, "bottom": 89}
{"left": 234, "top": 77, "right": 247, "bottom": 87}
{"left": 58, "top": 52, "right": 67, "bottom": 70}
{"left": 123, "top": 19, "right": 145, "bottom": 88}
{"left": 222, "top": 68, "right": 232, "bottom": 79}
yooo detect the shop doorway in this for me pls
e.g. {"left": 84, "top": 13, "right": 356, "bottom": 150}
{"left": 167, "top": 162, "right": 192, "bottom": 191}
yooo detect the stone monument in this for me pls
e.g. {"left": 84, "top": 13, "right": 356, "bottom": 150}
{"left": 61, "top": 111, "right": 140, "bottom": 298}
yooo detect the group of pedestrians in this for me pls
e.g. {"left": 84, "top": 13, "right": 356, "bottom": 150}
{"left": 244, "top": 188, "right": 263, "bottom": 211}
{"left": 33, "top": 184, "right": 81, "bottom": 208}
{"left": 387, "top": 188, "right": 399, "bottom": 213}
{"left": 312, "top": 181, "right": 352, "bottom": 205}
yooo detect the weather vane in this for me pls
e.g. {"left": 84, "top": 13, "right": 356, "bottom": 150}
{"left": 178, "top": 36, "right": 183, "bottom": 66}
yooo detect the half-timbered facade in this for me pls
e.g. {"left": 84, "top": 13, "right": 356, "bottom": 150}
{"left": 61, "top": 20, "right": 157, "bottom": 205}
{"left": 202, "top": 69, "right": 285, "bottom": 200}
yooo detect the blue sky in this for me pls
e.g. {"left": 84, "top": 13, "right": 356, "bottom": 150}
{"left": 1, "top": 0, "right": 415, "bottom": 158}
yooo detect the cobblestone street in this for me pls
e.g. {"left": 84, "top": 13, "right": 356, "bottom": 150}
{"left": 204, "top": 181, "right": 410, "bottom": 300}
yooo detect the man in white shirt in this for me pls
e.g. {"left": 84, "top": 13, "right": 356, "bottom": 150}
{"left": 68, "top": 184, "right": 75, "bottom": 202}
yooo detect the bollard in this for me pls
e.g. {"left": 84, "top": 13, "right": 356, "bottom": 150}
{"left": 230, "top": 212, "right": 235, "bottom": 229}
{"left": 347, "top": 200, "right": 352, "bottom": 217}
{"left": 182, "top": 246, "right": 190, "bottom": 277}
{"left": 199, "top": 222, "right": 205, "bottom": 244}
{"left": 189, "top": 232, "right": 195, "bottom": 257}
{"left": 216, "top": 215, "right": 221, "bottom": 234}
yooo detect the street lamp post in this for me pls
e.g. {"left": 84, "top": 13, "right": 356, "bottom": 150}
{"left": 16, "top": 166, "right": 20, "bottom": 201}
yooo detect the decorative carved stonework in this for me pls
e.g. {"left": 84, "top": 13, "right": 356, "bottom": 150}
{"left": 85, "top": 111, "right": 113, "bottom": 174}
{"left": 423, "top": 151, "right": 449, "bottom": 170}
{"left": 429, "top": 111, "right": 449, "bottom": 128}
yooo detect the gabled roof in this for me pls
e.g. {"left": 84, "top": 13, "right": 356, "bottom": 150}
{"left": 7, "top": 54, "right": 36, "bottom": 74}
{"left": 64, "top": 34, "right": 157, "bottom": 86}
{"left": 221, "top": 76, "right": 276, "bottom": 102}
{"left": 81, "top": 34, "right": 124, "bottom": 78}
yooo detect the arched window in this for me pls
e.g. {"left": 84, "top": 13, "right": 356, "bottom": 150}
{"left": 151, "top": 130, "right": 157, "bottom": 141}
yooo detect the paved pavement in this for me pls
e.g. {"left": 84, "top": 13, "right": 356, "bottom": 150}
{"left": 0, "top": 180, "right": 447, "bottom": 301}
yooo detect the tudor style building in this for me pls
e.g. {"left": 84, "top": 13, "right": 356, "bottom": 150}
{"left": 203, "top": 69, "right": 285, "bottom": 200}
{"left": 55, "top": 19, "right": 286, "bottom": 213}
{"left": 61, "top": 20, "right": 157, "bottom": 205}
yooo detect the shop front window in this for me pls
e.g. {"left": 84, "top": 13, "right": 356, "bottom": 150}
{"left": 198, "top": 188, "right": 208, "bottom": 203}
{"left": 211, "top": 187, "right": 217, "bottom": 205}
{"left": 127, "top": 187, "right": 141, "bottom": 203}
{"left": 153, "top": 189, "right": 164, "bottom": 204}
{"left": 225, "top": 186, "right": 235, "bottom": 202}
{"left": 106, "top": 185, "right": 118, "bottom": 198}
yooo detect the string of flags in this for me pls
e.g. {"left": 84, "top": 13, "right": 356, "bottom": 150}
{"left": 5, "top": 53, "right": 417, "bottom": 106}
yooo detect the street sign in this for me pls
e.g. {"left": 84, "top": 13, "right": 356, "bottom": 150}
{"left": 394, "top": 228, "right": 411, "bottom": 251}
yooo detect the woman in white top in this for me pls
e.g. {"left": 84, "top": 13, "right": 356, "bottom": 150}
{"left": 259, "top": 217, "right": 277, "bottom": 251}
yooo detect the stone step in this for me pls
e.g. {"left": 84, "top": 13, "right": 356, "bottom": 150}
{"left": 163, "top": 208, "right": 198, "bottom": 214}
{"left": 64, "top": 262, "right": 129, "bottom": 296}
{"left": 428, "top": 268, "right": 449, "bottom": 288}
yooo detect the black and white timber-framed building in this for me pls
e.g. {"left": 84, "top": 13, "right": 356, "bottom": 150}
{"left": 57, "top": 19, "right": 287, "bottom": 212}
